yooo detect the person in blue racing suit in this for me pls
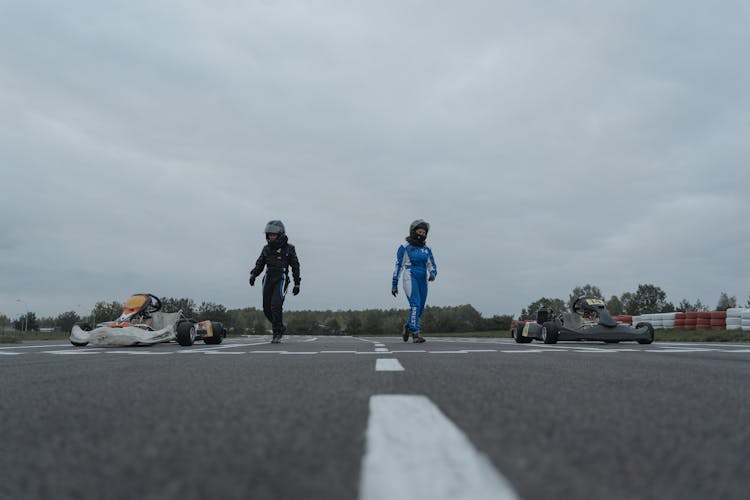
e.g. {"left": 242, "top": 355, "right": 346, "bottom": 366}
{"left": 248, "top": 220, "right": 301, "bottom": 344}
{"left": 391, "top": 219, "right": 437, "bottom": 343}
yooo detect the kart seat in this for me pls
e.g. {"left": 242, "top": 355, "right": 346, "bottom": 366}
{"left": 561, "top": 312, "right": 583, "bottom": 330}
{"left": 150, "top": 311, "right": 183, "bottom": 333}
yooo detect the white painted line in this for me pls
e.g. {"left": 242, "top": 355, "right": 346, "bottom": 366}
{"left": 0, "top": 351, "right": 23, "bottom": 355}
{"left": 280, "top": 351, "right": 318, "bottom": 355}
{"left": 658, "top": 345, "right": 716, "bottom": 351}
{"left": 106, "top": 351, "right": 172, "bottom": 355}
{"left": 429, "top": 350, "right": 468, "bottom": 354}
{"left": 352, "top": 337, "right": 378, "bottom": 344}
{"left": 177, "top": 344, "right": 260, "bottom": 353}
{"left": 464, "top": 349, "right": 499, "bottom": 353}
{"left": 43, "top": 350, "right": 99, "bottom": 355}
{"left": 375, "top": 348, "right": 389, "bottom": 352}
{"left": 658, "top": 341, "right": 750, "bottom": 348}
{"left": 375, "top": 359, "right": 404, "bottom": 371}
{"left": 374, "top": 343, "right": 386, "bottom": 348}
{"left": 203, "top": 351, "right": 246, "bottom": 355}
{"left": 360, "top": 395, "right": 519, "bottom": 500}
{"left": 500, "top": 350, "right": 544, "bottom": 353}
{"left": 389, "top": 350, "right": 427, "bottom": 353}
{"left": 0, "top": 344, "right": 71, "bottom": 350}
{"left": 570, "top": 350, "right": 619, "bottom": 354}
{"left": 320, "top": 350, "right": 359, "bottom": 354}
{"left": 356, "top": 352, "right": 393, "bottom": 355}
{"left": 646, "top": 349, "right": 713, "bottom": 353}
{"left": 725, "top": 349, "right": 750, "bottom": 353}
{"left": 248, "top": 351, "right": 288, "bottom": 354}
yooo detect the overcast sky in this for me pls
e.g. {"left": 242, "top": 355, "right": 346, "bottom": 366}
{"left": 2, "top": 0, "right": 749, "bottom": 320}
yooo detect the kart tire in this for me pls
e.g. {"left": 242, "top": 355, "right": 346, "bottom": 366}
{"left": 176, "top": 321, "right": 196, "bottom": 346}
{"left": 541, "top": 322, "right": 558, "bottom": 344}
{"left": 204, "top": 321, "right": 224, "bottom": 345}
{"left": 70, "top": 340, "right": 88, "bottom": 347}
{"left": 512, "top": 325, "right": 533, "bottom": 344}
{"left": 635, "top": 322, "right": 655, "bottom": 344}
{"left": 604, "top": 340, "right": 620, "bottom": 344}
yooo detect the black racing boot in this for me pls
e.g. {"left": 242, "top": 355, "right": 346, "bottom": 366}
{"left": 402, "top": 323, "right": 410, "bottom": 342}
{"left": 271, "top": 334, "right": 281, "bottom": 344}
{"left": 413, "top": 333, "right": 426, "bottom": 344}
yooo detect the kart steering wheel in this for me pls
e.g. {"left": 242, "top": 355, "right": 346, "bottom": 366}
{"left": 145, "top": 294, "right": 162, "bottom": 313}
{"left": 572, "top": 296, "right": 586, "bottom": 315}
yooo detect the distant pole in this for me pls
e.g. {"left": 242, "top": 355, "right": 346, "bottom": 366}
{"left": 16, "top": 299, "right": 28, "bottom": 332}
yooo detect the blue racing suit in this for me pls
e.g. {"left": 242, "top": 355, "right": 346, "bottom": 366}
{"left": 392, "top": 242, "right": 437, "bottom": 333}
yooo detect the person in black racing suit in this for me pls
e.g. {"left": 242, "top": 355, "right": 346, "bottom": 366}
{"left": 248, "top": 220, "right": 301, "bottom": 344}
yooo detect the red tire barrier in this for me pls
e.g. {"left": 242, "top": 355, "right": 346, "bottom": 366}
{"left": 710, "top": 311, "right": 727, "bottom": 319}
{"left": 710, "top": 319, "right": 726, "bottom": 327}
{"left": 675, "top": 312, "right": 686, "bottom": 320}
{"left": 685, "top": 312, "right": 700, "bottom": 320}
{"left": 613, "top": 315, "right": 633, "bottom": 324}
{"left": 697, "top": 312, "right": 711, "bottom": 320}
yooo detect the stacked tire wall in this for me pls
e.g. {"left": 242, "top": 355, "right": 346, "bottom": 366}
{"left": 631, "top": 313, "right": 676, "bottom": 330}
{"left": 726, "top": 308, "right": 750, "bottom": 331}
{"left": 633, "top": 310, "right": 737, "bottom": 330}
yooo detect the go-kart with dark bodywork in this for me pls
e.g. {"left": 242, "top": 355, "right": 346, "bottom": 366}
{"left": 511, "top": 296, "right": 654, "bottom": 344}
{"left": 70, "top": 293, "right": 227, "bottom": 347}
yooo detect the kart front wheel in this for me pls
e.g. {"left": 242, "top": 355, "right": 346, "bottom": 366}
{"left": 204, "top": 321, "right": 224, "bottom": 345}
{"left": 176, "top": 321, "right": 196, "bottom": 346}
{"left": 71, "top": 323, "right": 91, "bottom": 347}
{"left": 541, "top": 322, "right": 558, "bottom": 344}
{"left": 512, "top": 325, "right": 533, "bottom": 344}
{"left": 635, "top": 322, "right": 655, "bottom": 344}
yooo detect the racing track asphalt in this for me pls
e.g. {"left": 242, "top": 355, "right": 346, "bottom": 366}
{"left": 1, "top": 336, "right": 749, "bottom": 500}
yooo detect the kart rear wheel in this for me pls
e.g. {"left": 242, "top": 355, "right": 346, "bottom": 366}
{"left": 176, "top": 321, "right": 196, "bottom": 346}
{"left": 512, "top": 324, "right": 533, "bottom": 344}
{"left": 541, "top": 322, "right": 558, "bottom": 344}
{"left": 204, "top": 321, "right": 224, "bottom": 345}
{"left": 635, "top": 322, "right": 655, "bottom": 344}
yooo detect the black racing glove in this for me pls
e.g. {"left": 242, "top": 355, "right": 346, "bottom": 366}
{"left": 249, "top": 274, "right": 256, "bottom": 286}
{"left": 391, "top": 287, "right": 398, "bottom": 297}
{"left": 292, "top": 285, "right": 300, "bottom": 296}
{"left": 428, "top": 274, "right": 436, "bottom": 282}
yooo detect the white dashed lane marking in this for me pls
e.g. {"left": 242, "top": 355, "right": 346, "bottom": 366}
{"left": 375, "top": 358, "right": 404, "bottom": 371}
{"left": 360, "top": 395, "right": 519, "bottom": 500}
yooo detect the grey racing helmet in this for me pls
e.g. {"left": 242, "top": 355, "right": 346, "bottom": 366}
{"left": 409, "top": 219, "right": 430, "bottom": 235}
{"left": 264, "top": 220, "right": 286, "bottom": 235}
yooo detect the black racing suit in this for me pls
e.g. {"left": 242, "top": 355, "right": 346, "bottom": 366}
{"left": 249, "top": 236, "right": 301, "bottom": 335}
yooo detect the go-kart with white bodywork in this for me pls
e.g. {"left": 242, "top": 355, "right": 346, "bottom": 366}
{"left": 512, "top": 296, "right": 655, "bottom": 344}
{"left": 70, "top": 293, "right": 226, "bottom": 347}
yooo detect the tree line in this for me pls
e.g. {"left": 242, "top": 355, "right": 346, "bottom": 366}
{"left": 3, "top": 286, "right": 748, "bottom": 334}
{"left": 519, "top": 284, "right": 750, "bottom": 320}
{"left": 0, "top": 298, "right": 512, "bottom": 335}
